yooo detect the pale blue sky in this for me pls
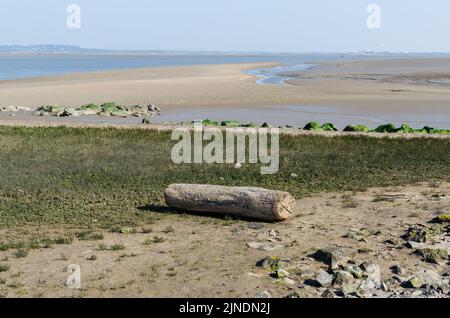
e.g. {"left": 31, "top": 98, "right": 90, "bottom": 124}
{"left": 1, "top": 0, "right": 449, "bottom": 52}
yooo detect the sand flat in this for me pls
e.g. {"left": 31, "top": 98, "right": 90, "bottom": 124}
{"left": 0, "top": 58, "right": 450, "bottom": 128}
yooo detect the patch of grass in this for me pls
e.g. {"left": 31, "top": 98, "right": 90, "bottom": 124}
{"left": 76, "top": 230, "right": 104, "bottom": 241}
{"left": 110, "top": 243, "right": 126, "bottom": 251}
{"left": 0, "top": 264, "right": 10, "bottom": 272}
{"left": 14, "top": 249, "right": 29, "bottom": 258}
{"left": 54, "top": 235, "right": 74, "bottom": 245}
{"left": 162, "top": 226, "right": 174, "bottom": 234}
{"left": 0, "top": 126, "right": 449, "bottom": 228}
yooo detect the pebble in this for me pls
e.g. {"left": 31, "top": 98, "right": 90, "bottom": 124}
{"left": 255, "top": 291, "right": 271, "bottom": 298}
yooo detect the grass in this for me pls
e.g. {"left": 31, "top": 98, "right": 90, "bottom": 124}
{"left": 0, "top": 126, "right": 449, "bottom": 228}
{"left": 0, "top": 264, "right": 10, "bottom": 272}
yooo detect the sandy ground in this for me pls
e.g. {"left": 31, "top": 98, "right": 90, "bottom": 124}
{"left": 0, "top": 182, "right": 448, "bottom": 298}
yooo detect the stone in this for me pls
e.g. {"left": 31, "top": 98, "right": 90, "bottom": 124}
{"left": 283, "top": 278, "right": 296, "bottom": 286}
{"left": 314, "top": 270, "right": 333, "bottom": 287}
{"left": 290, "top": 173, "right": 298, "bottom": 179}
{"left": 234, "top": 163, "right": 242, "bottom": 169}
{"left": 346, "top": 265, "right": 364, "bottom": 279}
{"left": 341, "top": 283, "right": 357, "bottom": 296}
{"left": 273, "top": 269, "right": 289, "bottom": 279}
{"left": 255, "top": 291, "right": 271, "bottom": 298}
{"left": 255, "top": 256, "right": 290, "bottom": 270}
{"left": 433, "top": 214, "right": 450, "bottom": 223}
{"left": 321, "top": 289, "right": 338, "bottom": 298}
{"left": 142, "top": 117, "right": 152, "bottom": 124}
{"left": 413, "top": 269, "right": 443, "bottom": 288}
{"left": 405, "top": 241, "right": 425, "bottom": 249}
{"left": 361, "top": 262, "right": 382, "bottom": 289}
{"left": 311, "top": 247, "right": 348, "bottom": 269}
{"left": 246, "top": 242, "right": 284, "bottom": 251}
{"left": 405, "top": 277, "right": 423, "bottom": 289}
{"left": 403, "top": 225, "right": 441, "bottom": 243}
{"left": 390, "top": 265, "right": 405, "bottom": 275}
{"left": 333, "top": 270, "right": 354, "bottom": 285}
{"left": 415, "top": 248, "right": 448, "bottom": 264}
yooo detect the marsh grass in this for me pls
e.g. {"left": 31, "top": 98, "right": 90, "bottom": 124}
{"left": 0, "top": 126, "right": 449, "bottom": 228}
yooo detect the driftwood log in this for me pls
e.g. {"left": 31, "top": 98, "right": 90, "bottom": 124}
{"left": 164, "top": 184, "right": 295, "bottom": 222}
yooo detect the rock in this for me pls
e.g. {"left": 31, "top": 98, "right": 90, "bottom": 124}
{"left": 321, "top": 289, "right": 338, "bottom": 298}
{"left": 268, "top": 229, "right": 277, "bottom": 237}
{"left": 390, "top": 265, "right": 405, "bottom": 275}
{"left": 346, "top": 265, "right": 364, "bottom": 279}
{"left": 221, "top": 120, "right": 241, "bottom": 127}
{"left": 234, "top": 163, "right": 242, "bottom": 169}
{"left": 311, "top": 247, "right": 348, "bottom": 269}
{"left": 286, "top": 286, "right": 317, "bottom": 298}
{"left": 111, "top": 109, "right": 130, "bottom": 117}
{"left": 433, "top": 214, "right": 450, "bottom": 223}
{"left": 361, "top": 262, "right": 382, "bottom": 289}
{"left": 283, "top": 278, "right": 296, "bottom": 286}
{"left": 415, "top": 248, "right": 448, "bottom": 264}
{"left": 341, "top": 283, "right": 357, "bottom": 296}
{"left": 303, "top": 121, "right": 322, "bottom": 131}
{"left": 404, "top": 277, "right": 423, "bottom": 289}
{"left": 273, "top": 269, "right": 289, "bottom": 279}
{"left": 255, "top": 256, "right": 290, "bottom": 270}
{"left": 147, "top": 104, "right": 161, "bottom": 112}
{"left": 405, "top": 241, "right": 425, "bottom": 249}
{"left": 246, "top": 242, "right": 284, "bottom": 251}
{"left": 343, "top": 125, "right": 370, "bottom": 133}
{"left": 403, "top": 225, "right": 441, "bottom": 243}
{"left": 142, "top": 117, "right": 152, "bottom": 124}
{"left": 333, "top": 270, "right": 354, "bottom": 285}
{"left": 309, "top": 270, "right": 333, "bottom": 288}
{"left": 77, "top": 103, "right": 101, "bottom": 115}
{"left": 255, "top": 291, "right": 271, "bottom": 298}
{"left": 290, "top": 173, "right": 298, "bottom": 179}
{"left": 297, "top": 268, "right": 316, "bottom": 281}
{"left": 343, "top": 231, "right": 359, "bottom": 240}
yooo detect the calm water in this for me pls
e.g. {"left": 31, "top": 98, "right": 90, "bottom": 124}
{"left": 0, "top": 53, "right": 442, "bottom": 81}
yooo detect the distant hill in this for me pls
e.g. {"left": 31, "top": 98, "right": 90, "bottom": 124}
{"left": 0, "top": 45, "right": 93, "bottom": 53}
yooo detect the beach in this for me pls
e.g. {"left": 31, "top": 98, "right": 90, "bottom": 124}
{"left": 1, "top": 57, "right": 450, "bottom": 128}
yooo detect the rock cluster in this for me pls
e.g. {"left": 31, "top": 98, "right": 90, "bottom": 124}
{"left": 32, "top": 103, "right": 161, "bottom": 118}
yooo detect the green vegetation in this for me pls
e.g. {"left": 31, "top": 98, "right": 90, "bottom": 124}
{"left": 0, "top": 126, "right": 449, "bottom": 229}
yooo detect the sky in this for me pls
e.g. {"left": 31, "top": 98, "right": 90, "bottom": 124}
{"left": 1, "top": 0, "right": 449, "bottom": 53}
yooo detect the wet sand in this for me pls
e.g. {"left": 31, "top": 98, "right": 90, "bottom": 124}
{"left": 1, "top": 58, "right": 450, "bottom": 128}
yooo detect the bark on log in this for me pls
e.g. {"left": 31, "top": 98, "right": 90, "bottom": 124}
{"left": 164, "top": 184, "right": 295, "bottom": 222}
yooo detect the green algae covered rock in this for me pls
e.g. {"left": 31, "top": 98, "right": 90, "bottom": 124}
{"left": 303, "top": 121, "right": 322, "bottom": 131}
{"left": 221, "top": 120, "right": 241, "bottom": 127}
{"left": 343, "top": 125, "right": 370, "bottom": 132}
{"left": 200, "top": 119, "right": 220, "bottom": 126}
{"left": 397, "top": 123, "right": 415, "bottom": 133}
{"left": 77, "top": 103, "right": 101, "bottom": 115}
{"left": 373, "top": 123, "right": 397, "bottom": 133}
{"left": 38, "top": 105, "right": 65, "bottom": 114}
{"left": 321, "top": 123, "right": 338, "bottom": 131}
